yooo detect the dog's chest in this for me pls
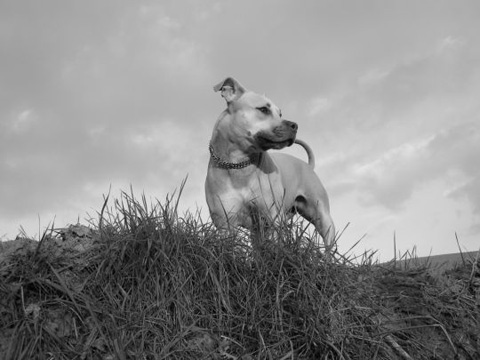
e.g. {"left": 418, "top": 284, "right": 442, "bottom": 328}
{"left": 232, "top": 167, "right": 285, "bottom": 208}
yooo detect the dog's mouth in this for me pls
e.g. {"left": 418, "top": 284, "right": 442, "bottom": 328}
{"left": 253, "top": 120, "right": 298, "bottom": 151}
{"left": 254, "top": 133, "right": 296, "bottom": 150}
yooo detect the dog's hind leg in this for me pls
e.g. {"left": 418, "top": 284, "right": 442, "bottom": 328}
{"left": 295, "top": 195, "right": 335, "bottom": 251}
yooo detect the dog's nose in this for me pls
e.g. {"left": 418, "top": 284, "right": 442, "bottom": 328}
{"left": 284, "top": 120, "right": 298, "bottom": 131}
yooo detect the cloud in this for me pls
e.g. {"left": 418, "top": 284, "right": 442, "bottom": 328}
{"left": 349, "top": 136, "right": 434, "bottom": 210}
{"left": 1, "top": 0, "right": 479, "bottom": 256}
{"left": 429, "top": 123, "right": 480, "bottom": 217}
{"left": 333, "top": 120, "right": 480, "bottom": 223}
{"left": 307, "top": 97, "right": 332, "bottom": 118}
{"left": 301, "top": 34, "right": 479, "bottom": 129}
{"left": 2, "top": 108, "right": 38, "bottom": 134}
{"left": 298, "top": 32, "right": 480, "bottom": 218}
{"left": 0, "top": 1, "right": 215, "bottom": 221}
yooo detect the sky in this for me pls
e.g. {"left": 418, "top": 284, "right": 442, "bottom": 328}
{"left": 1, "top": 0, "right": 479, "bottom": 260}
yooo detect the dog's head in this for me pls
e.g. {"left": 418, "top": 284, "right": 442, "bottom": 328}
{"left": 214, "top": 77, "right": 297, "bottom": 151}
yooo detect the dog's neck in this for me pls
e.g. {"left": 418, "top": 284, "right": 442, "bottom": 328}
{"left": 208, "top": 130, "right": 264, "bottom": 170}
{"left": 208, "top": 143, "right": 254, "bottom": 169}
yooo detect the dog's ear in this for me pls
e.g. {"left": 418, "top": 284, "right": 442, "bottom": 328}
{"left": 213, "top": 77, "right": 246, "bottom": 103}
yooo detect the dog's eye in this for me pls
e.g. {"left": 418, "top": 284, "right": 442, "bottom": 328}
{"left": 257, "top": 107, "right": 270, "bottom": 115}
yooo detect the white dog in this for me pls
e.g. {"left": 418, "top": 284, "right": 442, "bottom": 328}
{"left": 205, "top": 77, "right": 335, "bottom": 248}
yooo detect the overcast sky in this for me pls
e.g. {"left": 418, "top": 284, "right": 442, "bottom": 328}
{"left": 1, "top": 0, "right": 479, "bottom": 260}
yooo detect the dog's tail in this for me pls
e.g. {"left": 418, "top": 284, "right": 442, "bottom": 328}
{"left": 294, "top": 139, "right": 316, "bottom": 168}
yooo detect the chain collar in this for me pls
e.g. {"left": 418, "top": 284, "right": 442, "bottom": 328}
{"left": 209, "top": 143, "right": 253, "bottom": 170}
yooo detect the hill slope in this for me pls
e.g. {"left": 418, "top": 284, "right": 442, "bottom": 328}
{"left": 1, "top": 192, "right": 479, "bottom": 359}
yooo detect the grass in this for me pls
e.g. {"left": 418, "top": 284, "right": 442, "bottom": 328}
{"left": 1, "top": 186, "right": 479, "bottom": 359}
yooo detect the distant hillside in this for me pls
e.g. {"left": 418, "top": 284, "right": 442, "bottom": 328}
{"left": 390, "top": 250, "right": 479, "bottom": 272}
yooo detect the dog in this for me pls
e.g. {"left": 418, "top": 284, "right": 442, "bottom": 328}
{"left": 205, "top": 77, "right": 335, "bottom": 248}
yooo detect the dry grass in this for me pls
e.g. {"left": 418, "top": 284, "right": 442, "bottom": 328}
{"left": 1, "top": 187, "right": 479, "bottom": 359}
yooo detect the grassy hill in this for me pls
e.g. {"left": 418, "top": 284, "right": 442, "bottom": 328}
{"left": 1, "top": 190, "right": 479, "bottom": 359}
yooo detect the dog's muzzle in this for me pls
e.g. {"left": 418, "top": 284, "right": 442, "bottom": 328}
{"left": 255, "top": 120, "right": 298, "bottom": 150}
